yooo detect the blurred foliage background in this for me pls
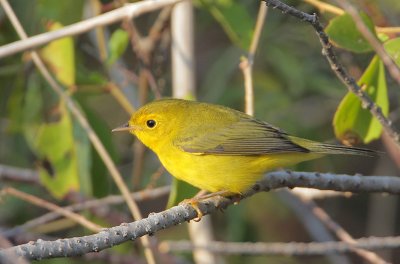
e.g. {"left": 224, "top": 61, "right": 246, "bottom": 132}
{"left": 0, "top": 0, "right": 400, "bottom": 263}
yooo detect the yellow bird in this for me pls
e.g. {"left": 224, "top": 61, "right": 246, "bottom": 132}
{"left": 113, "top": 99, "right": 373, "bottom": 217}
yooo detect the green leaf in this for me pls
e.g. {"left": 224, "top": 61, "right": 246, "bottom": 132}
{"left": 37, "top": 0, "right": 84, "bottom": 25}
{"left": 35, "top": 103, "right": 80, "bottom": 198}
{"left": 7, "top": 69, "right": 26, "bottom": 132}
{"left": 22, "top": 83, "right": 81, "bottom": 198}
{"left": 326, "top": 12, "right": 376, "bottom": 53}
{"left": 333, "top": 55, "right": 388, "bottom": 144}
{"left": 197, "top": 0, "right": 253, "bottom": 49}
{"left": 107, "top": 29, "right": 129, "bottom": 66}
{"left": 33, "top": 103, "right": 73, "bottom": 160}
{"left": 384, "top": 37, "right": 400, "bottom": 66}
{"left": 41, "top": 21, "right": 75, "bottom": 87}
{"left": 38, "top": 151, "right": 79, "bottom": 199}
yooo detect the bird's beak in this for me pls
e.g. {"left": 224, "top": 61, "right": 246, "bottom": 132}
{"left": 112, "top": 122, "right": 136, "bottom": 132}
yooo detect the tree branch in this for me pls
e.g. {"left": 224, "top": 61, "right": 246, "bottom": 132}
{"left": 262, "top": 0, "right": 400, "bottom": 146}
{"left": 240, "top": 2, "right": 268, "bottom": 116}
{"left": 0, "top": 165, "right": 39, "bottom": 184}
{"left": 294, "top": 192, "right": 387, "bottom": 263}
{"left": 0, "top": 0, "right": 184, "bottom": 59}
{"left": 1, "top": 188, "right": 102, "bottom": 233}
{"left": 2, "top": 170, "right": 400, "bottom": 262}
{"left": 2, "top": 186, "right": 170, "bottom": 238}
{"left": 158, "top": 236, "right": 400, "bottom": 255}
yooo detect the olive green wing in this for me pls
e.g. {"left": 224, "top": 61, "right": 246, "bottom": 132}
{"left": 175, "top": 118, "right": 309, "bottom": 155}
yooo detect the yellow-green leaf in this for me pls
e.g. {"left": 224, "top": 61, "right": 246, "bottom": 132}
{"left": 38, "top": 151, "right": 79, "bottom": 199}
{"left": 34, "top": 105, "right": 74, "bottom": 161}
{"left": 333, "top": 55, "right": 388, "bottom": 144}
{"left": 384, "top": 37, "right": 400, "bottom": 66}
{"left": 107, "top": 29, "right": 129, "bottom": 66}
{"left": 36, "top": 103, "right": 79, "bottom": 198}
{"left": 23, "top": 99, "right": 80, "bottom": 198}
{"left": 41, "top": 21, "right": 75, "bottom": 87}
{"left": 326, "top": 12, "right": 376, "bottom": 53}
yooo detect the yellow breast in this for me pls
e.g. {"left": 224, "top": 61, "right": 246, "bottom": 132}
{"left": 157, "top": 143, "right": 321, "bottom": 193}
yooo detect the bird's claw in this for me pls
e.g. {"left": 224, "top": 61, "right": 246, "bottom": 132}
{"left": 180, "top": 198, "right": 204, "bottom": 222}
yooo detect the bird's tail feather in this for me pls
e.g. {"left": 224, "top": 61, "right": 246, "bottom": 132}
{"left": 289, "top": 136, "right": 377, "bottom": 157}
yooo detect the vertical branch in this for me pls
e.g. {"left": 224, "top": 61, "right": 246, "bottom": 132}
{"left": 171, "top": 2, "right": 218, "bottom": 264}
{"left": 171, "top": 1, "right": 195, "bottom": 99}
{"left": 240, "top": 2, "right": 268, "bottom": 116}
{"left": 89, "top": 0, "right": 108, "bottom": 61}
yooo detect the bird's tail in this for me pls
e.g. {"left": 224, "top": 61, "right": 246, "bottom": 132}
{"left": 289, "top": 136, "right": 377, "bottom": 157}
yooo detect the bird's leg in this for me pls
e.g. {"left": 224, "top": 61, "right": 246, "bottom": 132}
{"left": 180, "top": 190, "right": 233, "bottom": 222}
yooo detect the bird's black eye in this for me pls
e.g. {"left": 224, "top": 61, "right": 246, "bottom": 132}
{"left": 146, "top": 119, "right": 156, "bottom": 128}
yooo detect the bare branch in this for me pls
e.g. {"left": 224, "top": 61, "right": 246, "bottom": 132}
{"left": 2, "top": 186, "right": 170, "bottom": 238}
{"left": 0, "top": 0, "right": 184, "bottom": 59}
{"left": 158, "top": 237, "right": 400, "bottom": 255}
{"left": 240, "top": 2, "right": 267, "bottom": 116}
{"left": 1, "top": 188, "right": 102, "bottom": 233}
{"left": 262, "top": 0, "right": 400, "bottom": 146}
{"left": 279, "top": 191, "right": 352, "bottom": 264}
{"left": 265, "top": 171, "right": 400, "bottom": 194}
{"left": 0, "top": 165, "right": 39, "bottom": 184}
{"left": 2, "top": 170, "right": 400, "bottom": 261}
{"left": 295, "top": 193, "right": 387, "bottom": 263}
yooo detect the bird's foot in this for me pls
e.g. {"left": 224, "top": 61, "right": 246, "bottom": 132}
{"left": 180, "top": 190, "right": 233, "bottom": 222}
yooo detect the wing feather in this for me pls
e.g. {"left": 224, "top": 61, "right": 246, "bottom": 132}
{"left": 175, "top": 117, "right": 309, "bottom": 155}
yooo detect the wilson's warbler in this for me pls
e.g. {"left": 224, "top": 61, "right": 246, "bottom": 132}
{"left": 113, "top": 99, "right": 373, "bottom": 217}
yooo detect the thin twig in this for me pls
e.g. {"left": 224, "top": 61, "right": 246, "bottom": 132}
{"left": 2, "top": 186, "right": 170, "bottom": 238}
{"left": 0, "top": 234, "right": 28, "bottom": 264}
{"left": 107, "top": 82, "right": 136, "bottom": 114}
{"left": 297, "top": 194, "right": 388, "bottom": 264}
{"left": 1, "top": 187, "right": 102, "bottom": 233}
{"left": 303, "top": 0, "right": 343, "bottom": 15}
{"left": 262, "top": 0, "right": 400, "bottom": 146}
{"left": 240, "top": 2, "right": 267, "bottom": 116}
{"left": 145, "top": 166, "right": 166, "bottom": 190}
{"left": 279, "top": 191, "right": 351, "bottom": 264}
{"left": 0, "top": 1, "right": 157, "bottom": 262}
{"left": 291, "top": 188, "right": 352, "bottom": 199}
{"left": 158, "top": 237, "right": 400, "bottom": 255}
{"left": 0, "top": 165, "right": 39, "bottom": 184}
{"left": 0, "top": 0, "right": 184, "bottom": 59}
{"left": 90, "top": 0, "right": 108, "bottom": 62}
{"left": 336, "top": 0, "right": 400, "bottom": 86}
